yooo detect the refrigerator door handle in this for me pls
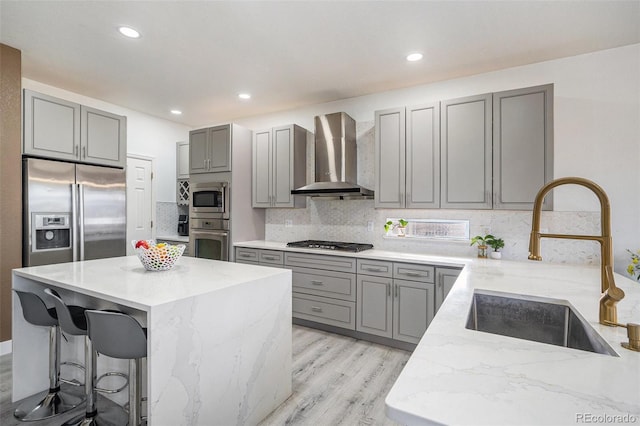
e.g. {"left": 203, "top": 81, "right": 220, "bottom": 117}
{"left": 78, "top": 184, "right": 85, "bottom": 261}
{"left": 72, "top": 183, "right": 79, "bottom": 261}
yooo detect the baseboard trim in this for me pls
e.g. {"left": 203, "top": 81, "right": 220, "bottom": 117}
{"left": 0, "top": 339, "right": 12, "bottom": 356}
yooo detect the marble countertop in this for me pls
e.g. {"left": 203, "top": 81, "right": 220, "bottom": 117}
{"left": 13, "top": 256, "right": 289, "bottom": 311}
{"left": 235, "top": 240, "right": 640, "bottom": 424}
{"left": 156, "top": 234, "right": 189, "bottom": 243}
{"left": 234, "top": 240, "right": 469, "bottom": 268}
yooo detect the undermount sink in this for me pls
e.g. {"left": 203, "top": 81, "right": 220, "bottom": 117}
{"left": 465, "top": 290, "right": 618, "bottom": 356}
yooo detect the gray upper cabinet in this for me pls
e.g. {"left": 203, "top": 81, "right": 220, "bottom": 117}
{"left": 80, "top": 105, "right": 126, "bottom": 168}
{"left": 252, "top": 124, "right": 307, "bottom": 208}
{"left": 440, "top": 93, "right": 493, "bottom": 209}
{"left": 23, "top": 90, "right": 126, "bottom": 168}
{"left": 375, "top": 104, "right": 440, "bottom": 209}
{"left": 176, "top": 141, "right": 190, "bottom": 179}
{"left": 188, "top": 124, "right": 231, "bottom": 174}
{"left": 493, "top": 84, "right": 553, "bottom": 210}
{"left": 375, "top": 108, "right": 405, "bottom": 208}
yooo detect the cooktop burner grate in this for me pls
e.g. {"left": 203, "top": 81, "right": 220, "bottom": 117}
{"left": 286, "top": 240, "right": 373, "bottom": 252}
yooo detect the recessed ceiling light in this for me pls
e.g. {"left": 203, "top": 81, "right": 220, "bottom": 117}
{"left": 406, "top": 53, "right": 423, "bottom": 62}
{"left": 170, "top": 110, "right": 182, "bottom": 115}
{"left": 118, "top": 26, "right": 140, "bottom": 39}
{"left": 238, "top": 93, "right": 251, "bottom": 100}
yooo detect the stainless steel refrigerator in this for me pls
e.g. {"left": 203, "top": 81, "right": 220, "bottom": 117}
{"left": 23, "top": 158, "right": 126, "bottom": 267}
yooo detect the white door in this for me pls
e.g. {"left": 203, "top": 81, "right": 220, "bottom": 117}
{"left": 126, "top": 156, "right": 154, "bottom": 254}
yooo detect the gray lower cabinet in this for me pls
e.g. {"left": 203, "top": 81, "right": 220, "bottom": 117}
{"left": 252, "top": 124, "right": 308, "bottom": 208}
{"left": 374, "top": 103, "right": 440, "bottom": 209}
{"left": 189, "top": 124, "right": 231, "bottom": 174}
{"left": 356, "top": 259, "right": 436, "bottom": 344}
{"left": 493, "top": 84, "right": 553, "bottom": 210}
{"left": 435, "top": 267, "right": 462, "bottom": 312}
{"left": 440, "top": 93, "right": 493, "bottom": 209}
{"left": 23, "top": 90, "right": 126, "bottom": 167}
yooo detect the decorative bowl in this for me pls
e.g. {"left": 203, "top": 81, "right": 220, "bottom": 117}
{"left": 131, "top": 240, "right": 185, "bottom": 271}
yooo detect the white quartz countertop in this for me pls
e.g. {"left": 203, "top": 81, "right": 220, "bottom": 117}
{"left": 235, "top": 240, "right": 640, "bottom": 424}
{"left": 13, "top": 256, "right": 289, "bottom": 311}
{"left": 234, "top": 240, "right": 469, "bottom": 268}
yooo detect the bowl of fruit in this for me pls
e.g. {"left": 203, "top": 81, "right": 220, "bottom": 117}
{"left": 132, "top": 239, "right": 186, "bottom": 271}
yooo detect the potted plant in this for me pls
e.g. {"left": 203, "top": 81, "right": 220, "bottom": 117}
{"left": 470, "top": 234, "right": 494, "bottom": 258}
{"left": 385, "top": 219, "right": 409, "bottom": 237}
{"left": 487, "top": 237, "right": 505, "bottom": 259}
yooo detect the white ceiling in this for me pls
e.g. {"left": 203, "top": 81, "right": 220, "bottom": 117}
{"left": 1, "top": 1, "right": 639, "bottom": 127}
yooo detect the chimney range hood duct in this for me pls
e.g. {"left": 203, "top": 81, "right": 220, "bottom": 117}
{"left": 291, "top": 112, "right": 374, "bottom": 199}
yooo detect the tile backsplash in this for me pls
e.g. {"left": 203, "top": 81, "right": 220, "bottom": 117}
{"left": 156, "top": 202, "right": 188, "bottom": 236}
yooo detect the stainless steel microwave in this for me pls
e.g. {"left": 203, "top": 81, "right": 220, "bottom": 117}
{"left": 190, "top": 182, "right": 229, "bottom": 218}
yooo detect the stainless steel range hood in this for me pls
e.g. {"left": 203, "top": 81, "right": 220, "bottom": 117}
{"left": 291, "top": 112, "right": 374, "bottom": 199}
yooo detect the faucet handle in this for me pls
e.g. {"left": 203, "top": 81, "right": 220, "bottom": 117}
{"left": 622, "top": 323, "right": 640, "bottom": 352}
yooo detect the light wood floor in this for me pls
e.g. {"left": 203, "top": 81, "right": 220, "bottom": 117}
{"left": 1, "top": 325, "right": 410, "bottom": 425}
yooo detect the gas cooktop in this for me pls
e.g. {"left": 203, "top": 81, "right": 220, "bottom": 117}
{"left": 286, "top": 240, "right": 374, "bottom": 252}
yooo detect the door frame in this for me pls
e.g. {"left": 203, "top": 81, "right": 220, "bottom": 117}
{"left": 126, "top": 154, "right": 156, "bottom": 244}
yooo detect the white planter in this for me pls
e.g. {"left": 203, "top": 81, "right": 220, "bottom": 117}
{"left": 490, "top": 251, "right": 502, "bottom": 260}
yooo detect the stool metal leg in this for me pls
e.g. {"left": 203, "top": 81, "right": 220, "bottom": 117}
{"left": 128, "top": 358, "right": 142, "bottom": 426}
{"left": 14, "top": 325, "right": 85, "bottom": 421}
{"left": 63, "top": 336, "right": 128, "bottom": 426}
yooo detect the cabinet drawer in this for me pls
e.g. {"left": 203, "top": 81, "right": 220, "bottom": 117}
{"left": 357, "top": 259, "right": 393, "bottom": 278}
{"left": 393, "top": 263, "right": 435, "bottom": 283}
{"left": 292, "top": 267, "right": 356, "bottom": 301}
{"left": 258, "top": 250, "right": 284, "bottom": 266}
{"left": 284, "top": 252, "right": 356, "bottom": 273}
{"left": 235, "top": 247, "right": 259, "bottom": 262}
{"left": 293, "top": 293, "right": 356, "bottom": 330}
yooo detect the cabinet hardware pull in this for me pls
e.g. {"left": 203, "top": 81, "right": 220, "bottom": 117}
{"left": 403, "top": 272, "right": 423, "bottom": 277}
{"left": 74, "top": 145, "right": 79, "bottom": 157}
{"left": 364, "top": 267, "right": 382, "bottom": 272}
{"left": 387, "top": 283, "right": 391, "bottom": 296}
{"left": 240, "top": 253, "right": 251, "bottom": 258}
{"left": 82, "top": 146, "right": 86, "bottom": 158}
{"left": 395, "top": 284, "right": 399, "bottom": 298}
{"left": 262, "top": 256, "right": 276, "bottom": 260}
{"left": 311, "top": 280, "right": 323, "bottom": 286}
{"left": 311, "top": 306, "right": 323, "bottom": 312}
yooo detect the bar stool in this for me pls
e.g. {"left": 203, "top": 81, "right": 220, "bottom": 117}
{"left": 12, "top": 289, "right": 85, "bottom": 421}
{"left": 85, "top": 310, "right": 147, "bottom": 426}
{"left": 43, "top": 289, "right": 130, "bottom": 426}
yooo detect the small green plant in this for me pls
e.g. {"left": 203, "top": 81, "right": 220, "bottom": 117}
{"left": 384, "top": 219, "right": 408, "bottom": 233}
{"left": 470, "top": 234, "right": 494, "bottom": 247}
{"left": 487, "top": 237, "right": 505, "bottom": 252}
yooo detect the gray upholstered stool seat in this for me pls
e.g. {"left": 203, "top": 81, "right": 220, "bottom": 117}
{"left": 12, "top": 290, "right": 85, "bottom": 421}
{"left": 44, "top": 289, "right": 129, "bottom": 426}
{"left": 85, "top": 310, "right": 148, "bottom": 426}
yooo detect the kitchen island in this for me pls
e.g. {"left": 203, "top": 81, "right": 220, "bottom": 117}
{"left": 12, "top": 255, "right": 292, "bottom": 425}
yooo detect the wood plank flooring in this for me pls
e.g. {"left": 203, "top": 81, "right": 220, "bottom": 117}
{"left": 1, "top": 325, "right": 410, "bottom": 425}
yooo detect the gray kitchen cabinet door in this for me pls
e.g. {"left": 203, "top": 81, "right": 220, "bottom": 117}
{"left": 493, "top": 84, "right": 553, "bottom": 210}
{"left": 81, "top": 105, "right": 126, "bottom": 168}
{"left": 375, "top": 107, "right": 405, "bottom": 208}
{"left": 208, "top": 124, "right": 231, "bottom": 172}
{"left": 435, "top": 267, "right": 462, "bottom": 312}
{"left": 440, "top": 93, "right": 493, "bottom": 209}
{"left": 272, "top": 125, "right": 296, "bottom": 207}
{"left": 406, "top": 103, "right": 440, "bottom": 208}
{"left": 23, "top": 89, "right": 80, "bottom": 162}
{"left": 189, "top": 128, "right": 209, "bottom": 174}
{"left": 252, "top": 129, "right": 272, "bottom": 208}
{"left": 393, "top": 279, "right": 435, "bottom": 344}
{"left": 356, "top": 275, "right": 393, "bottom": 338}
{"left": 176, "top": 141, "right": 190, "bottom": 179}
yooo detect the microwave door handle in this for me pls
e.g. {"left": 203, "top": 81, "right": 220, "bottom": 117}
{"left": 72, "top": 183, "right": 78, "bottom": 261}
